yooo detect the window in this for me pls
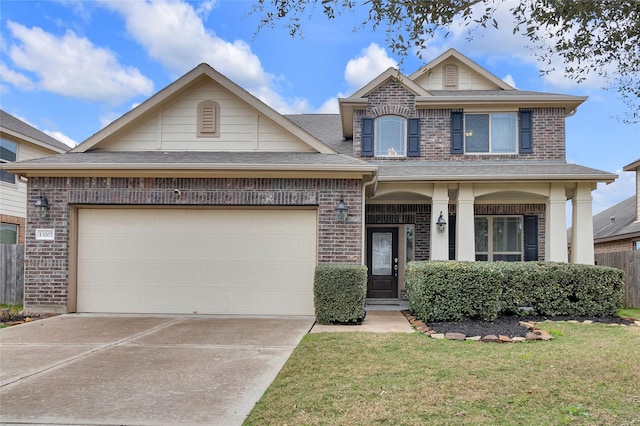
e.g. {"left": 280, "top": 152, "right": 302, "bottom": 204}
{"left": 475, "top": 216, "right": 523, "bottom": 261}
{"left": 361, "top": 116, "right": 420, "bottom": 157}
{"left": 465, "top": 113, "right": 517, "bottom": 153}
{"left": 197, "top": 100, "right": 220, "bottom": 137}
{"left": 1, "top": 139, "right": 17, "bottom": 184}
{"left": 375, "top": 116, "right": 406, "bottom": 157}
{"left": 635, "top": 240, "right": 640, "bottom": 250}
{"left": 0, "top": 223, "right": 18, "bottom": 244}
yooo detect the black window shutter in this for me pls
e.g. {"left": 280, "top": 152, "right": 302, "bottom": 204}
{"left": 448, "top": 214, "right": 456, "bottom": 260}
{"left": 519, "top": 111, "right": 533, "bottom": 154}
{"left": 450, "top": 111, "right": 463, "bottom": 154}
{"left": 407, "top": 118, "right": 421, "bottom": 157}
{"left": 361, "top": 118, "right": 374, "bottom": 157}
{"left": 523, "top": 215, "right": 538, "bottom": 261}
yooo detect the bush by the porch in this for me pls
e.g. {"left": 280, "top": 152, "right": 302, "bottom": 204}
{"left": 314, "top": 263, "right": 367, "bottom": 325}
{"left": 405, "top": 261, "right": 624, "bottom": 322}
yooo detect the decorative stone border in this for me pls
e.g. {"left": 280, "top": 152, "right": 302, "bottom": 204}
{"left": 402, "top": 310, "right": 640, "bottom": 343}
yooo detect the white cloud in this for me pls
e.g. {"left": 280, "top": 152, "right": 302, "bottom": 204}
{"left": 592, "top": 170, "right": 636, "bottom": 215}
{"left": 5, "top": 21, "right": 154, "bottom": 104}
{"left": 44, "top": 130, "right": 78, "bottom": 148}
{"left": 344, "top": 43, "right": 397, "bottom": 94}
{"left": 502, "top": 74, "right": 516, "bottom": 88}
{"left": 99, "top": 0, "right": 311, "bottom": 114}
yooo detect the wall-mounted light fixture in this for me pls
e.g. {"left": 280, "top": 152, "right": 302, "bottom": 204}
{"left": 34, "top": 191, "right": 50, "bottom": 219}
{"left": 335, "top": 196, "right": 348, "bottom": 222}
{"left": 436, "top": 211, "right": 447, "bottom": 233}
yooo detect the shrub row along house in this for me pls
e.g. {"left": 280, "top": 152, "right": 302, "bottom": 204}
{"left": 2, "top": 49, "right": 616, "bottom": 316}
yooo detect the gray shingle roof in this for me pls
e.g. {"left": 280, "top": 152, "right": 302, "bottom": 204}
{"left": 593, "top": 196, "right": 640, "bottom": 240}
{"left": 285, "top": 114, "right": 351, "bottom": 154}
{"left": 0, "top": 109, "right": 70, "bottom": 152}
{"left": 372, "top": 160, "right": 616, "bottom": 181}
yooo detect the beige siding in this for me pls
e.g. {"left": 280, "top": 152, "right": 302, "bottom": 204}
{"left": 1, "top": 141, "right": 57, "bottom": 218}
{"left": 413, "top": 60, "right": 502, "bottom": 91}
{"left": 102, "top": 80, "right": 314, "bottom": 152}
{"left": 76, "top": 208, "right": 318, "bottom": 315}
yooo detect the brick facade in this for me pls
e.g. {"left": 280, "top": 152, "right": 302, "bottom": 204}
{"left": 352, "top": 81, "right": 566, "bottom": 162}
{"left": 25, "top": 176, "right": 363, "bottom": 311}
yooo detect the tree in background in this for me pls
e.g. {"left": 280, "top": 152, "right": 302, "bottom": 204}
{"left": 254, "top": 0, "right": 639, "bottom": 123}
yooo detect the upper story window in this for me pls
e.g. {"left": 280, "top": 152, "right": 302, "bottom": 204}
{"left": 197, "top": 100, "right": 220, "bottom": 137}
{"left": 361, "top": 116, "right": 420, "bottom": 158}
{"left": 465, "top": 113, "right": 517, "bottom": 153}
{"left": 451, "top": 110, "right": 533, "bottom": 155}
{"left": 0, "top": 138, "right": 17, "bottom": 184}
{"left": 375, "top": 116, "right": 406, "bottom": 157}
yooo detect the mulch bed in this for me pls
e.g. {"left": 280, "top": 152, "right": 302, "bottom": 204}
{"left": 422, "top": 314, "right": 634, "bottom": 338}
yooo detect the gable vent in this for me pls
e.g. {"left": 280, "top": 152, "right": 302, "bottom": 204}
{"left": 197, "top": 100, "right": 220, "bottom": 137}
{"left": 443, "top": 64, "right": 458, "bottom": 89}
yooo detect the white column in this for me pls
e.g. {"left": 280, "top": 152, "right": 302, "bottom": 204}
{"left": 571, "top": 183, "right": 595, "bottom": 265}
{"left": 430, "top": 184, "right": 449, "bottom": 260}
{"left": 545, "top": 183, "right": 568, "bottom": 262}
{"left": 456, "top": 184, "right": 476, "bottom": 261}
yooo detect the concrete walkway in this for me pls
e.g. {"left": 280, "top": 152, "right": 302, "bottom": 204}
{"left": 310, "top": 302, "right": 414, "bottom": 333}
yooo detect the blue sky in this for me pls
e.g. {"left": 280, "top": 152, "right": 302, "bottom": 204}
{"left": 1, "top": 0, "right": 638, "bottom": 215}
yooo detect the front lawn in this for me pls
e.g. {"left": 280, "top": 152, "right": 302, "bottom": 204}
{"left": 245, "top": 321, "right": 640, "bottom": 425}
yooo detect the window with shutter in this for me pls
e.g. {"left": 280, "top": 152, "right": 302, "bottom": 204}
{"left": 197, "top": 100, "right": 220, "bottom": 137}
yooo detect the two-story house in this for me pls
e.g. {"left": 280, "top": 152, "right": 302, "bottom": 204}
{"left": 2, "top": 49, "right": 615, "bottom": 315}
{"left": 1, "top": 110, "right": 70, "bottom": 244}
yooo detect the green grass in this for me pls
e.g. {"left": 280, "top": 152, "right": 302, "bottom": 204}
{"left": 245, "top": 322, "right": 640, "bottom": 425}
{"left": 619, "top": 308, "right": 640, "bottom": 320}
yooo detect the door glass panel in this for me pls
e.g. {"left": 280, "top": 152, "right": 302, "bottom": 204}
{"left": 372, "top": 232, "right": 392, "bottom": 275}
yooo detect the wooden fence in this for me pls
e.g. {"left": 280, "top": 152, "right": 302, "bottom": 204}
{"left": 595, "top": 250, "right": 640, "bottom": 308}
{"left": 0, "top": 244, "right": 24, "bottom": 305}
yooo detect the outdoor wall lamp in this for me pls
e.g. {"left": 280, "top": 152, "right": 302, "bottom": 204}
{"left": 436, "top": 211, "right": 447, "bottom": 233}
{"left": 335, "top": 196, "right": 348, "bottom": 222}
{"left": 34, "top": 191, "right": 50, "bottom": 219}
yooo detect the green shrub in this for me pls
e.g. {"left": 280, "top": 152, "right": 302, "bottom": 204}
{"left": 314, "top": 263, "right": 367, "bottom": 325}
{"left": 405, "top": 261, "right": 502, "bottom": 322}
{"left": 406, "top": 261, "right": 624, "bottom": 322}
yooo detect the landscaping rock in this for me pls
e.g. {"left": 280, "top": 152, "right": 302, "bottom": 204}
{"left": 498, "top": 335, "right": 512, "bottom": 343}
{"left": 519, "top": 321, "right": 536, "bottom": 329}
{"left": 445, "top": 332, "right": 466, "bottom": 341}
{"left": 512, "top": 337, "right": 526, "bottom": 343}
{"left": 525, "top": 332, "right": 542, "bottom": 341}
{"left": 481, "top": 334, "right": 499, "bottom": 343}
{"left": 431, "top": 333, "right": 445, "bottom": 339}
{"left": 466, "top": 336, "right": 481, "bottom": 341}
{"left": 582, "top": 320, "right": 593, "bottom": 324}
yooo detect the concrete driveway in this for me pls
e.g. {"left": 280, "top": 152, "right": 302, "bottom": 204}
{"left": 0, "top": 314, "right": 315, "bottom": 425}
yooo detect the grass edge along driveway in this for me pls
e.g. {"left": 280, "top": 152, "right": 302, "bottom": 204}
{"left": 245, "top": 321, "right": 640, "bottom": 425}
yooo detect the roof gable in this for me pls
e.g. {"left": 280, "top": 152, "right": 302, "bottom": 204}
{"left": 349, "top": 68, "right": 431, "bottom": 99}
{"left": 73, "top": 64, "right": 335, "bottom": 154}
{"left": 0, "top": 109, "right": 69, "bottom": 153}
{"left": 410, "top": 48, "right": 514, "bottom": 91}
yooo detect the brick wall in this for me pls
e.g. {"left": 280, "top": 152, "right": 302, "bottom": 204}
{"left": 595, "top": 238, "right": 635, "bottom": 254}
{"left": 25, "top": 176, "right": 363, "bottom": 311}
{"left": 352, "top": 81, "right": 566, "bottom": 162}
{"left": 365, "top": 204, "right": 431, "bottom": 260}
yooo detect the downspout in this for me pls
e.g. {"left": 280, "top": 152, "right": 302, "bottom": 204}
{"left": 361, "top": 172, "right": 378, "bottom": 266}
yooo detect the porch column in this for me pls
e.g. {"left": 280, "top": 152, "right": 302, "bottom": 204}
{"left": 456, "top": 184, "right": 476, "bottom": 261}
{"left": 570, "top": 183, "right": 595, "bottom": 265}
{"left": 430, "top": 184, "right": 449, "bottom": 260}
{"left": 545, "top": 183, "right": 568, "bottom": 262}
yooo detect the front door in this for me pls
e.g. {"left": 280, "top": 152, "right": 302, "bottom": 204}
{"left": 366, "top": 227, "right": 398, "bottom": 298}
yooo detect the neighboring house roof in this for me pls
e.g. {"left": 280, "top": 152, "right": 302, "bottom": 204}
{"left": 72, "top": 63, "right": 335, "bottom": 155}
{"left": 623, "top": 158, "right": 640, "bottom": 171}
{"left": 592, "top": 196, "right": 640, "bottom": 243}
{"left": 0, "top": 109, "right": 69, "bottom": 153}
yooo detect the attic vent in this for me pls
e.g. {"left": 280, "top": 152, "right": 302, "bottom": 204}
{"left": 443, "top": 64, "right": 458, "bottom": 89}
{"left": 197, "top": 100, "right": 220, "bottom": 137}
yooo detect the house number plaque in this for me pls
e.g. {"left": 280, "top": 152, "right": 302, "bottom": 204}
{"left": 35, "top": 229, "right": 55, "bottom": 241}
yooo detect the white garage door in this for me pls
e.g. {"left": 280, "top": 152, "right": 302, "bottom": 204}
{"left": 77, "top": 208, "right": 317, "bottom": 315}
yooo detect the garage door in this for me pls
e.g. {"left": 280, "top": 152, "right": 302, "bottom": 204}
{"left": 76, "top": 208, "right": 317, "bottom": 315}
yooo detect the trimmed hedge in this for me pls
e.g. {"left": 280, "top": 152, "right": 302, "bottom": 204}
{"left": 314, "top": 263, "right": 367, "bottom": 325}
{"left": 406, "top": 261, "right": 624, "bottom": 322}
